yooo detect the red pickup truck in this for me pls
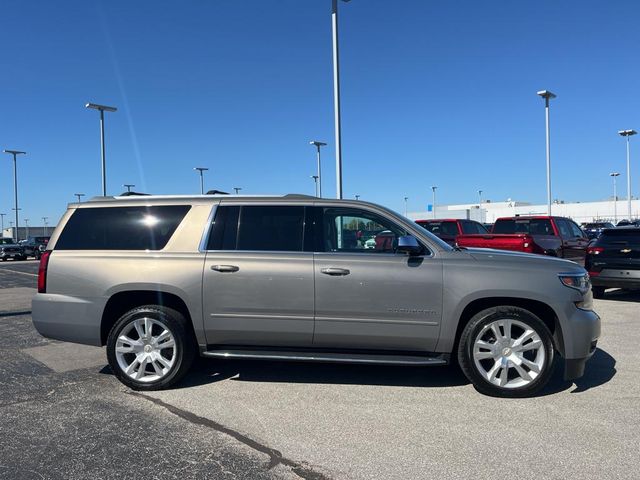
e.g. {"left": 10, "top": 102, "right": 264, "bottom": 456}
{"left": 456, "top": 216, "right": 590, "bottom": 264}
{"left": 415, "top": 219, "right": 489, "bottom": 246}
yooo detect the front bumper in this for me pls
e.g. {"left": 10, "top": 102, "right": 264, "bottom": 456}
{"left": 560, "top": 306, "right": 601, "bottom": 381}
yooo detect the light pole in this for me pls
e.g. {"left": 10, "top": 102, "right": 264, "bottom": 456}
{"left": 123, "top": 184, "right": 135, "bottom": 193}
{"left": 431, "top": 186, "right": 438, "bottom": 219}
{"left": 3, "top": 149, "right": 26, "bottom": 241}
{"left": 42, "top": 216, "right": 49, "bottom": 236}
{"left": 74, "top": 193, "right": 85, "bottom": 203}
{"left": 355, "top": 194, "right": 360, "bottom": 200}
{"left": 0, "top": 213, "right": 5, "bottom": 237}
{"left": 478, "top": 189, "right": 483, "bottom": 206}
{"left": 24, "top": 218, "right": 29, "bottom": 239}
{"left": 309, "top": 141, "right": 327, "bottom": 198}
{"left": 610, "top": 172, "right": 620, "bottom": 223}
{"left": 194, "top": 167, "right": 209, "bottom": 194}
{"left": 310, "top": 176, "right": 319, "bottom": 197}
{"left": 233, "top": 187, "right": 242, "bottom": 195}
{"left": 331, "top": 0, "right": 350, "bottom": 199}
{"left": 85, "top": 103, "right": 117, "bottom": 196}
{"left": 537, "top": 90, "right": 556, "bottom": 215}
{"left": 618, "top": 129, "right": 637, "bottom": 220}
{"left": 404, "top": 196, "right": 409, "bottom": 217}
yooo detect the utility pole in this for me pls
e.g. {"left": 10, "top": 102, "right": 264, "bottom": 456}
{"left": 3, "top": 150, "right": 26, "bottom": 241}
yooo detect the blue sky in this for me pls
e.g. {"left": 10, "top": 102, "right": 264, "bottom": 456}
{"left": 1, "top": 0, "right": 639, "bottom": 225}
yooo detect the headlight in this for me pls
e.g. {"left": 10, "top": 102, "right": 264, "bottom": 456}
{"left": 558, "top": 272, "right": 590, "bottom": 295}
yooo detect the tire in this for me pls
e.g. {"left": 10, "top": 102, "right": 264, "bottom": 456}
{"left": 457, "top": 306, "right": 555, "bottom": 398}
{"left": 106, "top": 305, "right": 196, "bottom": 391}
{"left": 592, "top": 286, "right": 605, "bottom": 299}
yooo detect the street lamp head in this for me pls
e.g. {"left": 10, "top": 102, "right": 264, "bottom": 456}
{"left": 536, "top": 90, "right": 557, "bottom": 99}
{"left": 431, "top": 186, "right": 437, "bottom": 191}
{"left": 3, "top": 150, "right": 26, "bottom": 156}
{"left": 618, "top": 129, "right": 637, "bottom": 137}
{"left": 194, "top": 167, "right": 209, "bottom": 172}
{"left": 309, "top": 141, "right": 327, "bottom": 147}
{"left": 610, "top": 172, "right": 620, "bottom": 177}
{"left": 85, "top": 103, "right": 117, "bottom": 112}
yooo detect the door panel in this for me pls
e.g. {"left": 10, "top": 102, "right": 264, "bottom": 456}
{"left": 313, "top": 252, "right": 443, "bottom": 351}
{"left": 203, "top": 252, "right": 315, "bottom": 346}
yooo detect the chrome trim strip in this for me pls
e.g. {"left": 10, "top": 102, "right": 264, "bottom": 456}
{"left": 198, "top": 204, "right": 218, "bottom": 253}
{"left": 316, "top": 316, "right": 439, "bottom": 326}
{"left": 210, "top": 313, "right": 314, "bottom": 321}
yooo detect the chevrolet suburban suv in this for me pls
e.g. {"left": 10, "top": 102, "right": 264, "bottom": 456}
{"left": 32, "top": 194, "right": 601, "bottom": 397}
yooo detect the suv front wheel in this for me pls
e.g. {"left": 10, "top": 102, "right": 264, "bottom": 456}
{"left": 106, "top": 305, "right": 196, "bottom": 390}
{"left": 458, "top": 306, "right": 555, "bottom": 398}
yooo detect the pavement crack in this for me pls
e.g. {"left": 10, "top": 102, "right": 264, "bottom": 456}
{"left": 0, "top": 310, "right": 32, "bottom": 318}
{"left": 127, "top": 391, "right": 331, "bottom": 480}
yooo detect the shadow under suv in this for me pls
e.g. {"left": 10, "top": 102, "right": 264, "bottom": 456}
{"left": 32, "top": 194, "right": 600, "bottom": 397}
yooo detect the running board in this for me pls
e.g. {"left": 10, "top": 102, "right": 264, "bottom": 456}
{"left": 201, "top": 349, "right": 448, "bottom": 366}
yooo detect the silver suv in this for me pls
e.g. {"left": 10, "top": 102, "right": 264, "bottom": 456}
{"left": 32, "top": 194, "right": 600, "bottom": 397}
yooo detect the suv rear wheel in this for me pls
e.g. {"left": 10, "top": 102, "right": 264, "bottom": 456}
{"left": 106, "top": 305, "right": 196, "bottom": 390}
{"left": 458, "top": 306, "right": 555, "bottom": 398}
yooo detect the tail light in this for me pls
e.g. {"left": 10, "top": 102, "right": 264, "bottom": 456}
{"left": 587, "top": 247, "right": 604, "bottom": 255}
{"left": 38, "top": 250, "right": 51, "bottom": 293}
{"left": 588, "top": 271, "right": 600, "bottom": 277}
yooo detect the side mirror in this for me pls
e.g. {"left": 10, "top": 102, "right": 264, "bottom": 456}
{"left": 397, "top": 235, "right": 423, "bottom": 256}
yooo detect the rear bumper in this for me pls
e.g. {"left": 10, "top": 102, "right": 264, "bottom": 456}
{"left": 591, "top": 271, "right": 640, "bottom": 289}
{"left": 32, "top": 293, "right": 106, "bottom": 346}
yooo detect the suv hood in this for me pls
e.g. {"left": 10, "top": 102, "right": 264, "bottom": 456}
{"left": 464, "top": 247, "right": 583, "bottom": 272}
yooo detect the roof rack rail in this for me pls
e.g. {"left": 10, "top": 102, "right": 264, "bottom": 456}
{"left": 283, "top": 194, "right": 317, "bottom": 199}
{"left": 206, "top": 190, "right": 229, "bottom": 195}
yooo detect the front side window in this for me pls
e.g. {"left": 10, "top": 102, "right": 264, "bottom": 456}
{"left": 322, "top": 208, "right": 408, "bottom": 254}
{"left": 568, "top": 221, "right": 584, "bottom": 238}
{"left": 207, "top": 205, "right": 305, "bottom": 252}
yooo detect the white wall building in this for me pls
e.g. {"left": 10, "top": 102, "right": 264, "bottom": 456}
{"left": 408, "top": 198, "right": 640, "bottom": 225}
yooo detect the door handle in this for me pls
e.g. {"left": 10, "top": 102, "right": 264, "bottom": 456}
{"left": 321, "top": 267, "right": 350, "bottom": 276}
{"left": 211, "top": 264, "right": 240, "bottom": 273}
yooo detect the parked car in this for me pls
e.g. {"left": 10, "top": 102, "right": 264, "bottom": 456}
{"left": 456, "top": 216, "right": 590, "bottom": 264}
{"left": 32, "top": 194, "right": 600, "bottom": 398}
{"left": 0, "top": 238, "right": 26, "bottom": 261}
{"left": 616, "top": 220, "right": 640, "bottom": 227}
{"left": 585, "top": 227, "right": 640, "bottom": 298}
{"left": 415, "top": 219, "right": 489, "bottom": 246}
{"left": 582, "top": 222, "right": 615, "bottom": 240}
{"left": 20, "top": 236, "right": 50, "bottom": 259}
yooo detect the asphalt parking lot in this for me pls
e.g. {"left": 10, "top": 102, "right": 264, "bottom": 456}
{"left": 0, "top": 260, "right": 638, "bottom": 479}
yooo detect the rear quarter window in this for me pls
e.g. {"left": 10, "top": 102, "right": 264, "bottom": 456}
{"left": 55, "top": 205, "right": 191, "bottom": 250}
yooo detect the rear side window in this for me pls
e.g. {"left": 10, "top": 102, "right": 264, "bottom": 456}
{"left": 461, "top": 221, "right": 489, "bottom": 235}
{"left": 493, "top": 219, "right": 555, "bottom": 235}
{"left": 207, "top": 205, "right": 305, "bottom": 252}
{"left": 55, "top": 206, "right": 191, "bottom": 250}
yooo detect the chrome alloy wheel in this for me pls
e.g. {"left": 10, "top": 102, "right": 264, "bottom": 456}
{"left": 115, "top": 317, "right": 177, "bottom": 383}
{"left": 472, "top": 318, "right": 546, "bottom": 389}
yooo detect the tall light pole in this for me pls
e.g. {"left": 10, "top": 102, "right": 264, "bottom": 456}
{"left": 537, "top": 90, "right": 556, "bottom": 215}
{"left": 331, "top": 0, "right": 350, "bottom": 199}
{"left": 85, "top": 103, "right": 117, "bottom": 196}
{"left": 24, "top": 218, "right": 29, "bottom": 239}
{"left": 404, "top": 196, "right": 409, "bottom": 217}
{"left": 74, "top": 193, "right": 85, "bottom": 203}
{"left": 309, "top": 141, "right": 327, "bottom": 198}
{"left": 194, "top": 167, "right": 209, "bottom": 194}
{"left": 618, "top": 129, "right": 637, "bottom": 220}
{"left": 42, "top": 216, "right": 49, "bottom": 236}
{"left": 3, "top": 150, "right": 26, "bottom": 241}
{"left": 123, "top": 184, "right": 135, "bottom": 193}
{"left": 431, "top": 186, "right": 438, "bottom": 219}
{"left": 310, "top": 176, "right": 319, "bottom": 197}
{"left": 233, "top": 187, "right": 242, "bottom": 195}
{"left": 355, "top": 194, "right": 360, "bottom": 200}
{"left": 478, "top": 189, "right": 483, "bottom": 206}
{"left": 0, "top": 213, "right": 5, "bottom": 237}
{"left": 610, "top": 172, "right": 620, "bottom": 223}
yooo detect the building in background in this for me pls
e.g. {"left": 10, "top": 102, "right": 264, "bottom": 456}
{"left": 408, "top": 198, "right": 640, "bottom": 224}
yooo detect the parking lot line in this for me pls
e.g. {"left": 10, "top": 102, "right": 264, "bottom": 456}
{"left": 0, "top": 268, "right": 37, "bottom": 277}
